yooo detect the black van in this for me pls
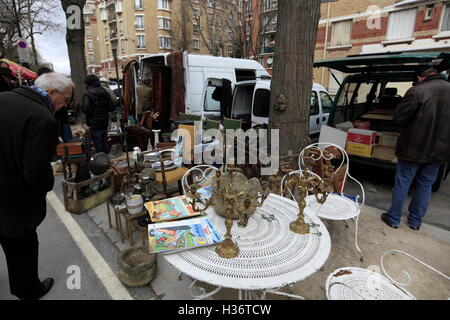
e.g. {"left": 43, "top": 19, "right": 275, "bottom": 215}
{"left": 314, "top": 52, "right": 450, "bottom": 191}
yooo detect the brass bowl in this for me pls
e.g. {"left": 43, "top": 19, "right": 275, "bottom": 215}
{"left": 211, "top": 171, "right": 262, "bottom": 219}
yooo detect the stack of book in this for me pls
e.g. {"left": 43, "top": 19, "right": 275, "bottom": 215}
{"left": 144, "top": 187, "right": 223, "bottom": 254}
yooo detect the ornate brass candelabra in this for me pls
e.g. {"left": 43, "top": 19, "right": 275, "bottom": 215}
{"left": 186, "top": 168, "right": 270, "bottom": 259}
{"left": 284, "top": 170, "right": 333, "bottom": 235}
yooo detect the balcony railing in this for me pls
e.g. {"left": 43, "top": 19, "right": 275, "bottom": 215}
{"left": 108, "top": 12, "right": 117, "bottom": 22}
{"left": 260, "top": 46, "right": 275, "bottom": 54}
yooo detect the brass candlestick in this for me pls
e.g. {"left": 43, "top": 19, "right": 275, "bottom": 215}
{"left": 289, "top": 176, "right": 310, "bottom": 235}
{"left": 284, "top": 170, "right": 331, "bottom": 235}
{"left": 215, "top": 197, "right": 240, "bottom": 259}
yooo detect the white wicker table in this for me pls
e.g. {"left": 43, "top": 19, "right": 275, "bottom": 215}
{"left": 164, "top": 193, "right": 331, "bottom": 300}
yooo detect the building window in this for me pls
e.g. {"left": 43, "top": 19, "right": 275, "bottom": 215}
{"left": 192, "top": 8, "right": 200, "bottom": 19}
{"left": 119, "top": 20, "right": 123, "bottom": 34}
{"left": 158, "top": 0, "right": 170, "bottom": 10}
{"left": 86, "top": 27, "right": 91, "bottom": 37}
{"left": 228, "top": 44, "right": 233, "bottom": 55}
{"left": 135, "top": 15, "right": 144, "bottom": 30}
{"left": 135, "top": 0, "right": 143, "bottom": 10}
{"left": 137, "top": 35, "right": 145, "bottom": 48}
{"left": 330, "top": 20, "right": 352, "bottom": 47}
{"left": 441, "top": 3, "right": 450, "bottom": 32}
{"left": 386, "top": 8, "right": 417, "bottom": 40}
{"left": 262, "top": 0, "right": 271, "bottom": 12}
{"left": 193, "top": 38, "right": 200, "bottom": 49}
{"left": 87, "top": 40, "right": 93, "bottom": 51}
{"left": 193, "top": 23, "right": 200, "bottom": 34}
{"left": 159, "top": 36, "right": 171, "bottom": 49}
{"left": 424, "top": 5, "right": 434, "bottom": 21}
{"left": 158, "top": 17, "right": 171, "bottom": 30}
{"left": 88, "top": 54, "right": 94, "bottom": 64}
{"left": 121, "top": 38, "right": 126, "bottom": 53}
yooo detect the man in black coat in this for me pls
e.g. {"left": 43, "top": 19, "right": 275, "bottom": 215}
{"left": 382, "top": 67, "right": 450, "bottom": 231}
{"left": 0, "top": 72, "right": 73, "bottom": 300}
{"left": 82, "top": 74, "right": 115, "bottom": 154}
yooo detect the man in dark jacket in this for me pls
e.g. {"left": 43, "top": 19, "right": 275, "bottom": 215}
{"left": 0, "top": 72, "right": 73, "bottom": 300}
{"left": 38, "top": 67, "right": 74, "bottom": 142}
{"left": 382, "top": 67, "right": 450, "bottom": 231}
{"left": 82, "top": 74, "right": 115, "bottom": 154}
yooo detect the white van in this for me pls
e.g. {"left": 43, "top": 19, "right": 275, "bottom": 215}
{"left": 137, "top": 51, "right": 332, "bottom": 137}
{"left": 137, "top": 52, "right": 270, "bottom": 120}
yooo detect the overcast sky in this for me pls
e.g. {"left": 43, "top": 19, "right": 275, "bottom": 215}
{"left": 34, "top": 1, "right": 71, "bottom": 75}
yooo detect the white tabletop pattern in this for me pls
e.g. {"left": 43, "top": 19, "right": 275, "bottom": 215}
{"left": 164, "top": 193, "right": 331, "bottom": 291}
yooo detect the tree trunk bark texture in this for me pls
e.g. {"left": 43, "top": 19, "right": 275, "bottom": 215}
{"left": 269, "top": 0, "right": 320, "bottom": 157}
{"left": 61, "top": 0, "right": 87, "bottom": 115}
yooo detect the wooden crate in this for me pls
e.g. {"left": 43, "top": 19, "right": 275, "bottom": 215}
{"left": 62, "top": 170, "right": 115, "bottom": 214}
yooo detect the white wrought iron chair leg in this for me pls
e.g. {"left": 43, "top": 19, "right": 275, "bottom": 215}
{"left": 380, "top": 249, "right": 450, "bottom": 287}
{"left": 178, "top": 272, "right": 183, "bottom": 280}
{"left": 353, "top": 216, "right": 364, "bottom": 262}
{"left": 263, "top": 287, "right": 305, "bottom": 300}
{"left": 189, "top": 280, "right": 222, "bottom": 300}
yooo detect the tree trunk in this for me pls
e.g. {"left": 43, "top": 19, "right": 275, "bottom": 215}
{"left": 268, "top": 0, "right": 320, "bottom": 157}
{"left": 61, "top": 0, "right": 87, "bottom": 118}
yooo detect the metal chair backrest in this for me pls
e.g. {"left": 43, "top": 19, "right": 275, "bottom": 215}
{"left": 204, "top": 119, "right": 221, "bottom": 131}
{"left": 179, "top": 112, "right": 201, "bottom": 122}
{"left": 298, "top": 142, "right": 365, "bottom": 208}
{"left": 223, "top": 117, "right": 242, "bottom": 131}
{"left": 181, "top": 165, "right": 219, "bottom": 194}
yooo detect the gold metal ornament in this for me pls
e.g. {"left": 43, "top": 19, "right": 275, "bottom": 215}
{"left": 186, "top": 166, "right": 269, "bottom": 259}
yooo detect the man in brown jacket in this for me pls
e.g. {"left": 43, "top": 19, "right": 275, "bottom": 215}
{"left": 381, "top": 67, "right": 450, "bottom": 231}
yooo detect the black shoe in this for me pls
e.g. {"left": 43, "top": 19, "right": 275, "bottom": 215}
{"left": 381, "top": 213, "right": 398, "bottom": 229}
{"left": 408, "top": 224, "right": 420, "bottom": 231}
{"left": 37, "top": 278, "right": 54, "bottom": 299}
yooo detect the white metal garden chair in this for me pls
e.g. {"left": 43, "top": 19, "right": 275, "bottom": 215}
{"left": 326, "top": 250, "right": 450, "bottom": 300}
{"left": 181, "top": 164, "right": 219, "bottom": 194}
{"left": 296, "top": 142, "right": 366, "bottom": 261}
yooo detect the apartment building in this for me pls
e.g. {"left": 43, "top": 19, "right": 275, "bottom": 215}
{"left": 83, "top": 0, "right": 241, "bottom": 78}
{"left": 256, "top": 0, "right": 450, "bottom": 95}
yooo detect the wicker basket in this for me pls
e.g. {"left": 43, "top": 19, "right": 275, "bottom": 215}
{"left": 62, "top": 170, "right": 115, "bottom": 214}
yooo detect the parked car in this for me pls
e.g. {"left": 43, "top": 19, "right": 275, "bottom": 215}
{"left": 314, "top": 52, "right": 450, "bottom": 191}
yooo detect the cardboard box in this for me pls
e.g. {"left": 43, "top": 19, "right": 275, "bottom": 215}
{"left": 353, "top": 120, "right": 370, "bottom": 130}
{"left": 346, "top": 142, "right": 374, "bottom": 157}
{"left": 347, "top": 129, "right": 378, "bottom": 145}
{"left": 335, "top": 121, "right": 354, "bottom": 132}
{"left": 380, "top": 131, "right": 399, "bottom": 148}
{"left": 373, "top": 146, "right": 397, "bottom": 162}
{"left": 319, "top": 125, "right": 348, "bottom": 149}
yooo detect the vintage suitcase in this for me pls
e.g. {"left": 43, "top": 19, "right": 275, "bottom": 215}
{"left": 56, "top": 141, "right": 84, "bottom": 157}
